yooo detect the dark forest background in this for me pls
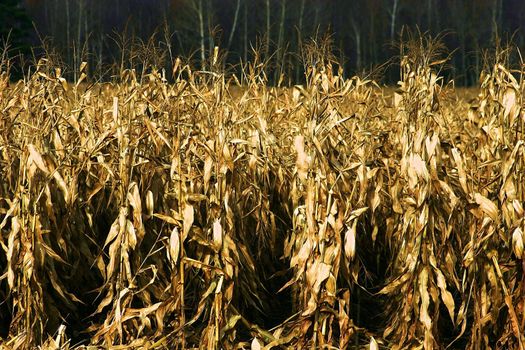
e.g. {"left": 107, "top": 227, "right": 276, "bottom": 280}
{"left": 1, "top": 0, "right": 524, "bottom": 85}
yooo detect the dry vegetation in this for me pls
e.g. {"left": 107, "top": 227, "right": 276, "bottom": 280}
{"left": 1, "top": 35, "right": 525, "bottom": 349}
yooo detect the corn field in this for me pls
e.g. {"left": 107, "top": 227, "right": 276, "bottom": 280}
{"left": 1, "top": 36, "right": 525, "bottom": 349}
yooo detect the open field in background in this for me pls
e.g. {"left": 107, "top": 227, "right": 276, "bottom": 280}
{"left": 1, "top": 37, "right": 525, "bottom": 349}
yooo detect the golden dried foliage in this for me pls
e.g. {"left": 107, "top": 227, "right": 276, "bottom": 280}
{"left": 0, "top": 36, "right": 525, "bottom": 350}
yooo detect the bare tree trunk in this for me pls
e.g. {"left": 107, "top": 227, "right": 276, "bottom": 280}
{"left": 265, "top": 0, "right": 270, "bottom": 59}
{"left": 198, "top": 0, "right": 206, "bottom": 69}
{"left": 390, "top": 0, "right": 399, "bottom": 42}
{"left": 227, "top": 0, "right": 241, "bottom": 53}
{"left": 243, "top": 0, "right": 248, "bottom": 63}
{"left": 296, "top": 0, "right": 305, "bottom": 82}
{"left": 497, "top": 0, "right": 502, "bottom": 32}
{"left": 369, "top": 4, "right": 377, "bottom": 65}
{"left": 76, "top": 0, "right": 84, "bottom": 80}
{"left": 66, "top": 0, "right": 71, "bottom": 73}
{"left": 276, "top": 0, "right": 285, "bottom": 55}
{"left": 491, "top": 0, "right": 501, "bottom": 44}
{"left": 474, "top": 38, "right": 480, "bottom": 82}
{"left": 314, "top": 5, "right": 320, "bottom": 32}
{"left": 491, "top": 0, "right": 497, "bottom": 43}
{"left": 352, "top": 23, "right": 361, "bottom": 72}
{"left": 454, "top": 0, "right": 467, "bottom": 85}
{"left": 84, "top": 1, "right": 89, "bottom": 68}
{"left": 427, "top": 0, "right": 432, "bottom": 30}
{"left": 274, "top": 0, "right": 286, "bottom": 83}
{"left": 77, "top": 0, "right": 83, "bottom": 50}
{"left": 206, "top": 0, "right": 214, "bottom": 54}
{"left": 98, "top": 33, "right": 103, "bottom": 80}
{"left": 298, "top": 0, "right": 305, "bottom": 42}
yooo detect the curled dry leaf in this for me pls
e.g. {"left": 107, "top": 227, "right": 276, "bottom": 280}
{"left": 502, "top": 87, "right": 516, "bottom": 119}
{"left": 146, "top": 190, "right": 154, "bottom": 217}
{"left": 344, "top": 220, "right": 357, "bottom": 261}
{"left": 212, "top": 218, "right": 223, "bottom": 251}
{"left": 182, "top": 203, "right": 194, "bottom": 242}
{"left": 512, "top": 227, "right": 523, "bottom": 259}
{"left": 419, "top": 267, "right": 432, "bottom": 330}
{"left": 451, "top": 148, "right": 468, "bottom": 193}
{"left": 369, "top": 336, "right": 378, "bottom": 350}
{"left": 306, "top": 261, "right": 331, "bottom": 296}
{"left": 294, "top": 135, "right": 309, "bottom": 182}
{"left": 103, "top": 217, "right": 120, "bottom": 249}
{"left": 474, "top": 193, "right": 499, "bottom": 222}
{"left": 7, "top": 216, "right": 20, "bottom": 290}
{"left": 169, "top": 227, "right": 180, "bottom": 265}
{"left": 27, "top": 144, "right": 49, "bottom": 174}
{"left": 251, "top": 337, "right": 262, "bottom": 350}
{"left": 435, "top": 268, "right": 455, "bottom": 324}
{"left": 126, "top": 219, "right": 137, "bottom": 250}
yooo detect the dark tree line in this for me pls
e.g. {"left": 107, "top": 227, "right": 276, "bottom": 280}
{"left": 0, "top": 0, "right": 31, "bottom": 49}
{"left": 1, "top": 0, "right": 525, "bottom": 85}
